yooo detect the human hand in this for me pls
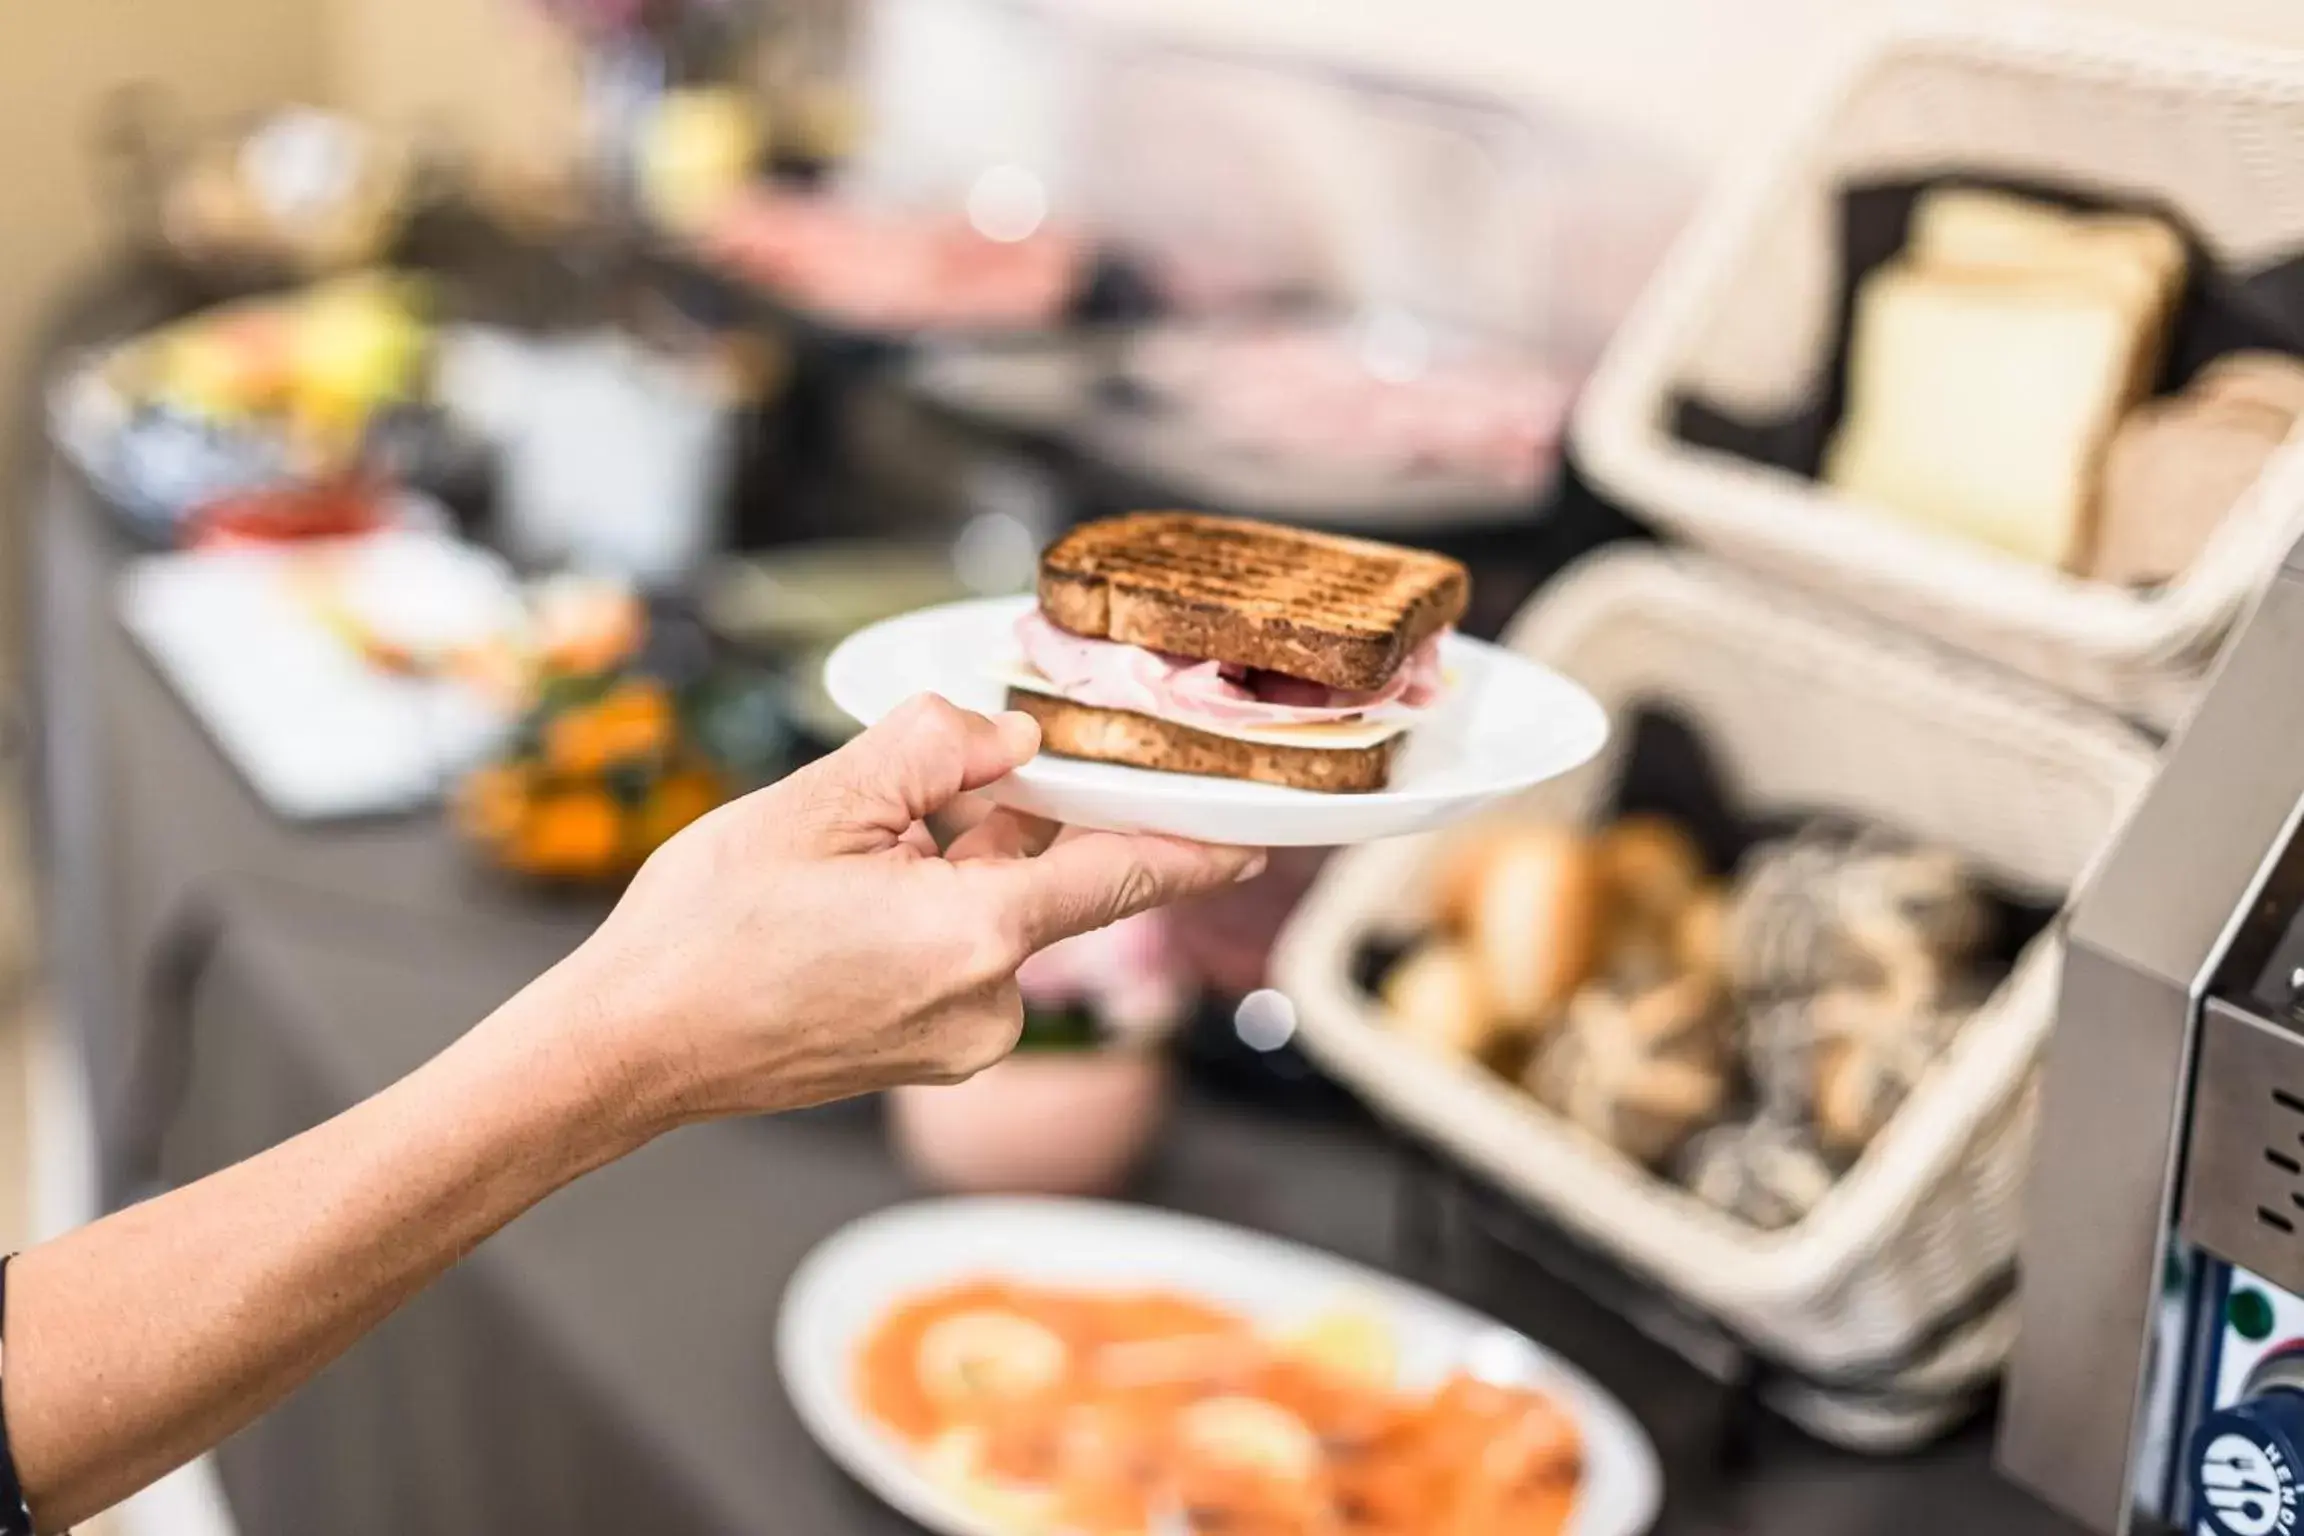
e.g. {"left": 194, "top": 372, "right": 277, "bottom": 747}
{"left": 526, "top": 694, "right": 1263, "bottom": 1133}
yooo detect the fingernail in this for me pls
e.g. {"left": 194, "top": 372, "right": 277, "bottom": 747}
{"left": 996, "top": 710, "right": 1042, "bottom": 759}
{"left": 1235, "top": 852, "right": 1268, "bottom": 883}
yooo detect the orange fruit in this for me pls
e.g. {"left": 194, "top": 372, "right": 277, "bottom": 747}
{"left": 512, "top": 789, "right": 625, "bottom": 879}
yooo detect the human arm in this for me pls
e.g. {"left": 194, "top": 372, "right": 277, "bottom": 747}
{"left": 3, "top": 697, "right": 1258, "bottom": 1530}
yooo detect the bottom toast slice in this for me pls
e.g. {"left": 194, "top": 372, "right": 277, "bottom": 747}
{"left": 1006, "top": 690, "right": 1398, "bottom": 794}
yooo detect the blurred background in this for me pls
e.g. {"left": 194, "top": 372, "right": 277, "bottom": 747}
{"left": 13, "top": 3, "right": 2304, "bottom": 1536}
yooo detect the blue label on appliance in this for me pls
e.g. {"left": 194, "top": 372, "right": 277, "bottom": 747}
{"left": 2196, "top": 1394, "right": 2304, "bottom": 1536}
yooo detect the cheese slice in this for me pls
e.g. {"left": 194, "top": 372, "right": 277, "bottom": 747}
{"left": 993, "top": 661, "right": 1423, "bottom": 751}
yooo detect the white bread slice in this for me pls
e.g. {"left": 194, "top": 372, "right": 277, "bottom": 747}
{"left": 1908, "top": 188, "right": 2184, "bottom": 313}
{"left": 1906, "top": 188, "right": 2184, "bottom": 401}
{"left": 1824, "top": 262, "right": 2151, "bottom": 569}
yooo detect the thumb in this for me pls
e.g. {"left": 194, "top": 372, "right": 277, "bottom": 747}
{"left": 800, "top": 695, "right": 1040, "bottom": 849}
{"left": 979, "top": 830, "right": 1264, "bottom": 954}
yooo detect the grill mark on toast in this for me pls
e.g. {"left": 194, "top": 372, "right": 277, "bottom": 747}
{"left": 1038, "top": 512, "right": 1469, "bottom": 691}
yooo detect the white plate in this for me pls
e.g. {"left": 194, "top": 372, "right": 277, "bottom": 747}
{"left": 117, "top": 535, "right": 516, "bottom": 822}
{"left": 822, "top": 596, "right": 1608, "bottom": 845}
{"left": 778, "top": 1197, "right": 1662, "bottom": 1536}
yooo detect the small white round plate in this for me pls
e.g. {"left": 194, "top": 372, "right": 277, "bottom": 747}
{"left": 778, "top": 1198, "right": 1664, "bottom": 1536}
{"left": 822, "top": 596, "right": 1608, "bottom": 846}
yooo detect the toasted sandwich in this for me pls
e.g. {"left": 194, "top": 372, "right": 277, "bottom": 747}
{"left": 999, "top": 512, "right": 1470, "bottom": 792}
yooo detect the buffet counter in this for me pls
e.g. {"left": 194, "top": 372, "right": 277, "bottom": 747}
{"left": 20, "top": 266, "right": 2080, "bottom": 1536}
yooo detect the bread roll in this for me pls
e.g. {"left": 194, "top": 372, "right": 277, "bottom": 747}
{"left": 1743, "top": 995, "right": 1819, "bottom": 1126}
{"left": 1380, "top": 942, "right": 1498, "bottom": 1060}
{"left": 1435, "top": 825, "right": 1604, "bottom": 1026}
{"left": 1675, "top": 889, "right": 1728, "bottom": 978}
{"left": 1675, "top": 1118, "right": 1838, "bottom": 1231}
{"left": 1834, "top": 843, "right": 1986, "bottom": 990}
{"left": 1809, "top": 988, "right": 1960, "bottom": 1158}
{"left": 1726, "top": 831, "right": 1981, "bottom": 1003}
{"left": 1603, "top": 926, "right": 1681, "bottom": 993}
{"left": 1596, "top": 816, "right": 1707, "bottom": 927}
{"left": 1527, "top": 972, "right": 1730, "bottom": 1167}
{"left": 1723, "top": 832, "right": 1873, "bottom": 999}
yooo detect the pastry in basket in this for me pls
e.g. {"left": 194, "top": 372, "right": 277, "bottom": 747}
{"left": 1722, "top": 828, "right": 1984, "bottom": 1001}
{"left": 1379, "top": 942, "right": 1501, "bottom": 1063}
{"left": 1397, "top": 816, "right": 1713, "bottom": 1061}
{"left": 1432, "top": 825, "right": 1605, "bottom": 1025}
{"left": 1673, "top": 889, "right": 1729, "bottom": 980}
{"left": 1675, "top": 1117, "right": 1839, "bottom": 1232}
{"left": 1808, "top": 986, "right": 1965, "bottom": 1158}
{"left": 1526, "top": 971, "right": 1732, "bottom": 1168}
{"left": 1372, "top": 800, "right": 2001, "bottom": 1223}
{"left": 1742, "top": 995, "right": 1820, "bottom": 1130}
{"left": 1834, "top": 842, "right": 1987, "bottom": 997}
{"left": 1732, "top": 830, "right": 1987, "bottom": 1159}
{"left": 854, "top": 1279, "right": 1582, "bottom": 1536}
{"left": 1003, "top": 513, "right": 1469, "bottom": 793}
{"left": 1746, "top": 981, "right": 1970, "bottom": 1160}
{"left": 1593, "top": 816, "right": 1712, "bottom": 989}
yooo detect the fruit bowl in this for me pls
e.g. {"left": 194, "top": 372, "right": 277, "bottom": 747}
{"left": 49, "top": 272, "right": 436, "bottom": 543}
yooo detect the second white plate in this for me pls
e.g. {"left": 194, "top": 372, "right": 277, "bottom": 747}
{"left": 822, "top": 596, "right": 1607, "bottom": 846}
{"left": 778, "top": 1198, "right": 1663, "bottom": 1536}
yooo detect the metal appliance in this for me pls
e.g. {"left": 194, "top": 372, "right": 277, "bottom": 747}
{"left": 2001, "top": 537, "right": 2304, "bottom": 1536}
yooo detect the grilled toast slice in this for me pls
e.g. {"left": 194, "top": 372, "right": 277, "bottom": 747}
{"left": 1037, "top": 512, "right": 1470, "bottom": 692}
{"left": 1008, "top": 690, "right": 1399, "bottom": 793}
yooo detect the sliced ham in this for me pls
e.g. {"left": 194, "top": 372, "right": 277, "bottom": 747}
{"left": 1013, "top": 609, "right": 1447, "bottom": 735}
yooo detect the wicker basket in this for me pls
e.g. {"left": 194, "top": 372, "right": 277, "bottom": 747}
{"left": 1272, "top": 548, "right": 2156, "bottom": 1447}
{"left": 1572, "top": 9, "right": 2304, "bottom": 727}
